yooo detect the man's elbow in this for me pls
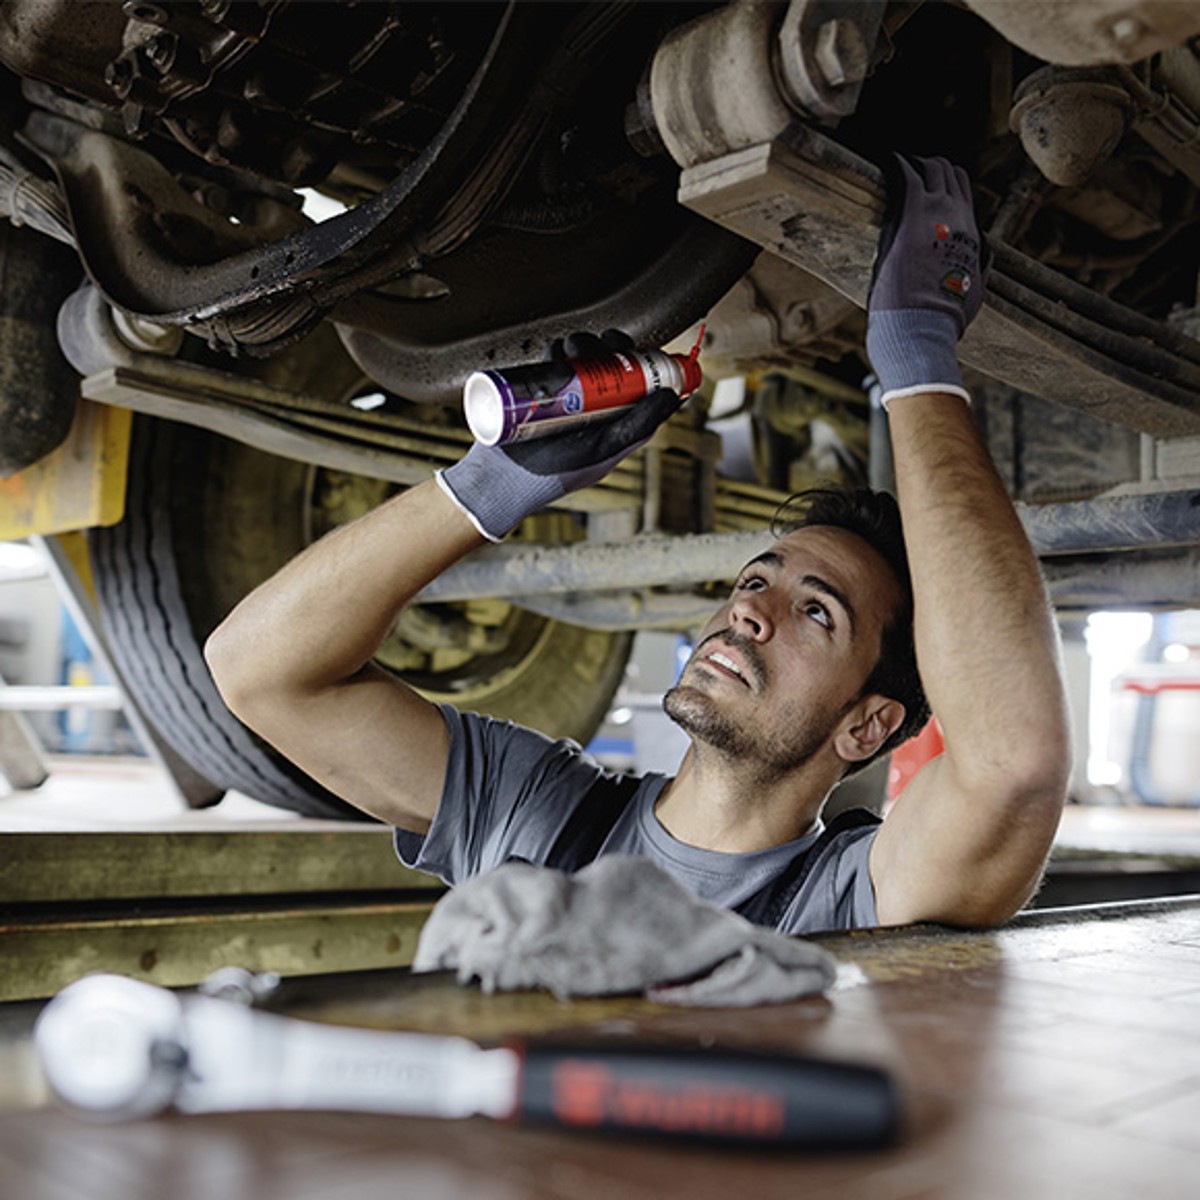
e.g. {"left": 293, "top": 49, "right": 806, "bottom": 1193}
{"left": 1009, "top": 731, "right": 1073, "bottom": 824}
{"left": 946, "top": 856, "right": 1054, "bottom": 929}
{"left": 962, "top": 774, "right": 1070, "bottom": 926}
{"left": 1017, "top": 679, "right": 1074, "bottom": 797}
{"left": 204, "top": 619, "right": 266, "bottom": 725}
{"left": 900, "top": 835, "right": 1058, "bottom": 931}
{"left": 939, "top": 770, "right": 1070, "bottom": 928}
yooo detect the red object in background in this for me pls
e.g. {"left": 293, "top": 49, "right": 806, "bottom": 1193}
{"left": 887, "top": 718, "right": 944, "bottom": 803}
{"left": 1118, "top": 667, "right": 1200, "bottom": 695}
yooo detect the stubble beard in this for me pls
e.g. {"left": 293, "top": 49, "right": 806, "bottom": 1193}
{"left": 662, "top": 677, "right": 841, "bottom": 780}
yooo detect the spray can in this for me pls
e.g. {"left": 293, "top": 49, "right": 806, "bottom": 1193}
{"left": 464, "top": 329, "right": 705, "bottom": 446}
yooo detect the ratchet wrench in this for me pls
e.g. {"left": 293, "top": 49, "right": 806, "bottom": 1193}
{"left": 34, "top": 974, "right": 899, "bottom": 1148}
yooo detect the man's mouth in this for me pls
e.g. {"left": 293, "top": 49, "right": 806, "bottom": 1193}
{"left": 695, "top": 637, "right": 764, "bottom": 689}
{"left": 705, "top": 650, "right": 747, "bottom": 683}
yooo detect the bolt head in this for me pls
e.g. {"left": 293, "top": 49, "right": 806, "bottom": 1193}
{"left": 1109, "top": 15, "right": 1145, "bottom": 47}
{"left": 814, "top": 18, "right": 867, "bottom": 90}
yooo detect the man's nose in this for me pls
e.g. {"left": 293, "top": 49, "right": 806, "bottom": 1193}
{"left": 728, "top": 592, "right": 773, "bottom": 641}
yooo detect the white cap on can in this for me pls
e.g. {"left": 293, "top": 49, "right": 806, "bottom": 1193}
{"left": 463, "top": 372, "right": 506, "bottom": 446}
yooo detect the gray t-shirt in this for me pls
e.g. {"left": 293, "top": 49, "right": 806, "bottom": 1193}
{"left": 394, "top": 704, "right": 879, "bottom": 935}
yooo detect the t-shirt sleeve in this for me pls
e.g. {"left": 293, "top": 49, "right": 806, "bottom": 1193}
{"left": 837, "top": 827, "right": 879, "bottom": 927}
{"left": 782, "top": 825, "right": 880, "bottom": 933}
{"left": 392, "top": 704, "right": 610, "bottom": 884}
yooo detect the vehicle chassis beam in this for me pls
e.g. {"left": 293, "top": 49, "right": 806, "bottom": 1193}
{"left": 676, "top": 127, "right": 1200, "bottom": 439}
{"left": 418, "top": 488, "right": 1200, "bottom": 623}
{"left": 67, "top": 287, "right": 1200, "bottom": 622}
{"left": 76, "top": 356, "right": 1200, "bottom": 622}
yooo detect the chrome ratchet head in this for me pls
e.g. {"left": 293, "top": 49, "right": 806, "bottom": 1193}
{"left": 34, "top": 974, "right": 189, "bottom": 1121}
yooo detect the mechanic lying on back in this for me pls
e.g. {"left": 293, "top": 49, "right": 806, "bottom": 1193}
{"left": 205, "top": 158, "right": 1071, "bottom": 933}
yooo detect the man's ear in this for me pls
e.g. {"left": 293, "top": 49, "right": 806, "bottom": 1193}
{"left": 834, "top": 695, "right": 906, "bottom": 765}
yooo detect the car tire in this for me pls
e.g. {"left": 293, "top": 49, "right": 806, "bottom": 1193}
{"left": 89, "top": 414, "right": 632, "bottom": 818}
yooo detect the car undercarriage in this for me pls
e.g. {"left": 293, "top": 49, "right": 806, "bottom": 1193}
{"left": 1, "top": 0, "right": 1198, "bottom": 816}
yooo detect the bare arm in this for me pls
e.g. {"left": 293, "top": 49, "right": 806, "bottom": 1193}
{"left": 205, "top": 350, "right": 684, "bottom": 832}
{"left": 870, "top": 393, "right": 1071, "bottom": 925}
{"left": 204, "top": 480, "right": 485, "bottom": 830}
{"left": 862, "top": 157, "right": 1070, "bottom": 925}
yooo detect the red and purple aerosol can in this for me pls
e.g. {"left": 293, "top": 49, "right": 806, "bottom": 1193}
{"left": 464, "top": 329, "right": 705, "bottom": 446}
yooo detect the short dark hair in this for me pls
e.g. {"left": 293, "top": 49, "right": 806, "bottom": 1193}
{"left": 772, "top": 487, "right": 931, "bottom": 775}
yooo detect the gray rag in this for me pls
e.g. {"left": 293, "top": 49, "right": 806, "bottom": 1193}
{"left": 412, "top": 856, "right": 837, "bottom": 1007}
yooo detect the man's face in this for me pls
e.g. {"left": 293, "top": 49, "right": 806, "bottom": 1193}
{"left": 663, "top": 525, "right": 904, "bottom": 779}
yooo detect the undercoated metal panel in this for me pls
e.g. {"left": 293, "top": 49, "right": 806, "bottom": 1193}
{"left": 78, "top": 361, "right": 780, "bottom": 530}
{"left": 416, "top": 529, "right": 774, "bottom": 604}
{"left": 677, "top": 130, "right": 1200, "bottom": 438}
{"left": 416, "top": 491, "right": 1200, "bottom": 605}
{"left": 1156, "top": 436, "right": 1200, "bottom": 480}
{"left": 1042, "top": 545, "right": 1200, "bottom": 610}
{"left": 1019, "top": 489, "right": 1200, "bottom": 554}
{"left": 80, "top": 365, "right": 643, "bottom": 514}
{"left": 965, "top": 0, "right": 1200, "bottom": 66}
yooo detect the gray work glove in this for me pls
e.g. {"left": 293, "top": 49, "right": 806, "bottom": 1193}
{"left": 437, "top": 331, "right": 684, "bottom": 541}
{"left": 413, "top": 856, "right": 838, "bottom": 1008}
{"left": 866, "top": 155, "right": 989, "bottom": 407}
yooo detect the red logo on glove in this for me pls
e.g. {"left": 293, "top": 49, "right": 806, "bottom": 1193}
{"left": 941, "top": 268, "right": 971, "bottom": 296}
{"left": 934, "top": 223, "right": 950, "bottom": 241}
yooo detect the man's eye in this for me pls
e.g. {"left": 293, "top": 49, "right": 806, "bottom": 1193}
{"left": 735, "top": 575, "right": 765, "bottom": 592}
{"left": 804, "top": 601, "right": 832, "bottom": 628}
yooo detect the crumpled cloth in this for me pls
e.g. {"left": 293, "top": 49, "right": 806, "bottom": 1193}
{"left": 412, "top": 856, "right": 837, "bottom": 1007}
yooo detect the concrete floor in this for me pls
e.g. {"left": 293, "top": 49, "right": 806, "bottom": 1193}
{"left": 0, "top": 755, "right": 312, "bottom": 832}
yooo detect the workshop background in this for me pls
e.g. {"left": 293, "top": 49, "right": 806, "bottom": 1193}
{"left": 3, "top": 534, "right": 1199, "bottom": 820}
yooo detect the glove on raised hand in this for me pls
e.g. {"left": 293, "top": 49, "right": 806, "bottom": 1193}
{"left": 866, "top": 155, "right": 988, "bottom": 408}
{"left": 437, "top": 330, "right": 684, "bottom": 541}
